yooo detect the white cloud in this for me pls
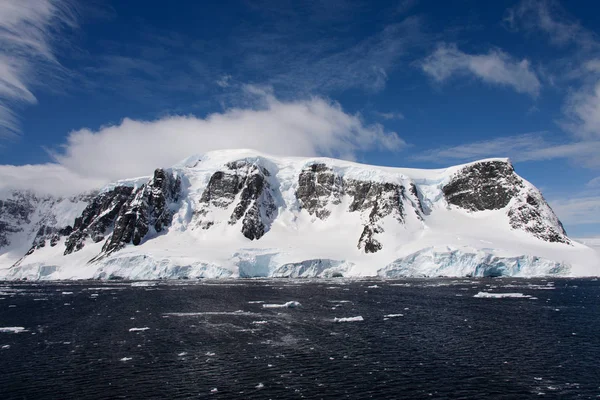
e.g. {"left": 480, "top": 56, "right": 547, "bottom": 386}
{"left": 561, "top": 81, "right": 600, "bottom": 140}
{"left": 216, "top": 75, "right": 232, "bottom": 88}
{"left": 588, "top": 177, "right": 600, "bottom": 188}
{"left": 0, "top": 91, "right": 404, "bottom": 196}
{"left": 412, "top": 132, "right": 600, "bottom": 167}
{"left": 550, "top": 196, "right": 600, "bottom": 225}
{"left": 0, "top": 0, "right": 77, "bottom": 137}
{"left": 505, "top": 0, "right": 598, "bottom": 50}
{"left": 0, "top": 164, "right": 104, "bottom": 197}
{"left": 421, "top": 43, "right": 541, "bottom": 96}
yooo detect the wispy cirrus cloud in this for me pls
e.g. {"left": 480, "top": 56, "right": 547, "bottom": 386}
{"left": 421, "top": 43, "right": 541, "bottom": 96}
{"left": 506, "top": 0, "right": 600, "bottom": 140}
{"left": 373, "top": 111, "right": 405, "bottom": 121}
{"left": 240, "top": 17, "right": 425, "bottom": 94}
{"left": 412, "top": 132, "right": 600, "bottom": 167}
{"left": 550, "top": 196, "right": 600, "bottom": 225}
{"left": 588, "top": 177, "right": 600, "bottom": 188}
{"left": 0, "top": 0, "right": 78, "bottom": 137}
{"left": 504, "top": 0, "right": 599, "bottom": 50}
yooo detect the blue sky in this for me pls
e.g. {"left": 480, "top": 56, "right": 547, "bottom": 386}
{"left": 0, "top": 0, "right": 599, "bottom": 237}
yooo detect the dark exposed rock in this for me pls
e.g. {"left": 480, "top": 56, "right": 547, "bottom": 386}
{"left": 443, "top": 161, "right": 523, "bottom": 211}
{"left": 508, "top": 190, "right": 571, "bottom": 244}
{"left": 409, "top": 183, "right": 426, "bottom": 216}
{"left": 31, "top": 225, "right": 73, "bottom": 250}
{"left": 64, "top": 186, "right": 134, "bottom": 255}
{"left": 197, "top": 161, "right": 277, "bottom": 240}
{"left": 199, "top": 171, "right": 243, "bottom": 212}
{"left": 0, "top": 193, "right": 37, "bottom": 248}
{"left": 444, "top": 160, "right": 570, "bottom": 245}
{"left": 358, "top": 225, "right": 383, "bottom": 253}
{"left": 296, "top": 163, "right": 405, "bottom": 253}
{"left": 296, "top": 164, "right": 343, "bottom": 219}
{"left": 102, "top": 169, "right": 181, "bottom": 255}
{"left": 346, "top": 180, "right": 404, "bottom": 253}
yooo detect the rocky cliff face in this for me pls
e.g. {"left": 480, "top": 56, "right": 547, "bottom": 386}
{"left": 295, "top": 163, "right": 420, "bottom": 253}
{"left": 0, "top": 191, "right": 89, "bottom": 259}
{"left": 0, "top": 193, "right": 36, "bottom": 249}
{"left": 443, "top": 161, "right": 523, "bottom": 211}
{"left": 101, "top": 169, "right": 181, "bottom": 255}
{"left": 442, "top": 160, "right": 570, "bottom": 244}
{"left": 196, "top": 160, "right": 277, "bottom": 240}
{"left": 18, "top": 168, "right": 183, "bottom": 263}
{"left": 63, "top": 186, "right": 134, "bottom": 255}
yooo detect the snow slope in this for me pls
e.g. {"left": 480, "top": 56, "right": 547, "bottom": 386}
{"left": 1, "top": 149, "right": 598, "bottom": 279}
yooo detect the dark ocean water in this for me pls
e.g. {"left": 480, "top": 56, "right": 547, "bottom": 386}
{"left": 0, "top": 278, "right": 598, "bottom": 399}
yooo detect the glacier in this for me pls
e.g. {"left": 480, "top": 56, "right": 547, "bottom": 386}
{"left": 0, "top": 149, "right": 599, "bottom": 280}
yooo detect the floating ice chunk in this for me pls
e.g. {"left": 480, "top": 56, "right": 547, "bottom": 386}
{"left": 252, "top": 320, "right": 268, "bottom": 325}
{"left": 210, "top": 388, "right": 218, "bottom": 393}
{"left": 473, "top": 292, "right": 532, "bottom": 298}
{"left": 383, "top": 314, "right": 404, "bottom": 318}
{"left": 262, "top": 301, "right": 301, "bottom": 309}
{"left": 248, "top": 301, "right": 265, "bottom": 304}
{"left": 367, "top": 285, "right": 380, "bottom": 288}
{"left": 256, "top": 383, "right": 264, "bottom": 389}
{"left": 129, "top": 327, "right": 150, "bottom": 332}
{"left": 333, "top": 316, "right": 364, "bottom": 322}
{"left": 0, "top": 327, "right": 26, "bottom": 333}
{"left": 131, "top": 281, "right": 158, "bottom": 287}
{"left": 61, "top": 292, "right": 73, "bottom": 295}
{"left": 2, "top": 345, "right": 10, "bottom": 349}
{"left": 178, "top": 352, "right": 187, "bottom": 357}
{"left": 120, "top": 357, "right": 132, "bottom": 362}
{"left": 164, "top": 311, "right": 258, "bottom": 316}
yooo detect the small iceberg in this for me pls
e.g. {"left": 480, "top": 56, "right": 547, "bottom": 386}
{"left": 333, "top": 316, "right": 364, "bottom": 322}
{"left": 0, "top": 327, "right": 27, "bottom": 333}
{"left": 129, "top": 327, "right": 150, "bottom": 332}
{"left": 262, "top": 301, "right": 301, "bottom": 309}
{"left": 473, "top": 292, "right": 532, "bottom": 299}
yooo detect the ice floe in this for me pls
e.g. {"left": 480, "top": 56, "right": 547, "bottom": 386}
{"left": 129, "top": 327, "right": 150, "bottom": 332}
{"left": 262, "top": 301, "right": 301, "bottom": 309}
{"left": 473, "top": 292, "right": 532, "bottom": 299}
{"left": 333, "top": 316, "right": 364, "bottom": 322}
{"left": 0, "top": 327, "right": 27, "bottom": 333}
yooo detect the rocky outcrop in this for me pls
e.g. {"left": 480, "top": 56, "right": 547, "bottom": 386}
{"left": 30, "top": 225, "right": 73, "bottom": 251}
{"left": 443, "top": 161, "right": 523, "bottom": 211}
{"left": 347, "top": 180, "right": 404, "bottom": 253}
{"left": 296, "top": 163, "right": 343, "bottom": 219}
{"left": 296, "top": 164, "right": 406, "bottom": 253}
{"left": 197, "top": 160, "right": 277, "bottom": 240}
{"left": 64, "top": 186, "right": 134, "bottom": 255}
{"left": 508, "top": 190, "right": 570, "bottom": 244}
{"left": 102, "top": 169, "right": 181, "bottom": 255}
{"left": 443, "top": 160, "right": 570, "bottom": 245}
{"left": 0, "top": 192, "right": 37, "bottom": 248}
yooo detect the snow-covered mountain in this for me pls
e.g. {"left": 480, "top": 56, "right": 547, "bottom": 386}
{"left": 1, "top": 149, "right": 598, "bottom": 280}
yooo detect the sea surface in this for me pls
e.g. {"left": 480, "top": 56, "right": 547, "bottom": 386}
{"left": 0, "top": 278, "right": 599, "bottom": 399}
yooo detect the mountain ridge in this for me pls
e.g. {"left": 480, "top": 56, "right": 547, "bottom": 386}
{"left": 1, "top": 149, "right": 598, "bottom": 279}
